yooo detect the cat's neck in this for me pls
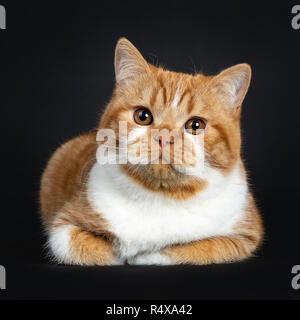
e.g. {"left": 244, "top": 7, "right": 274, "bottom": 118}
{"left": 87, "top": 161, "right": 247, "bottom": 204}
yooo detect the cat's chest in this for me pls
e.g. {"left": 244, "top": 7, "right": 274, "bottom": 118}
{"left": 87, "top": 164, "right": 247, "bottom": 258}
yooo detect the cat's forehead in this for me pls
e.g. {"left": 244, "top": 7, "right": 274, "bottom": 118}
{"left": 140, "top": 69, "right": 211, "bottom": 119}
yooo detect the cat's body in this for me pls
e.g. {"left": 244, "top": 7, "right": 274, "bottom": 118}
{"left": 40, "top": 38, "right": 263, "bottom": 265}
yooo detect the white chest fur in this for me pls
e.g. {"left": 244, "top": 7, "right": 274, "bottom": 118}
{"left": 87, "top": 163, "right": 247, "bottom": 258}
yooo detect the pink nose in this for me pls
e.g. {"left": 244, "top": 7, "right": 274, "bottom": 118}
{"left": 155, "top": 136, "right": 174, "bottom": 148}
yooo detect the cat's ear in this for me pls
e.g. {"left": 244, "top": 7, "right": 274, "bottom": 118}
{"left": 114, "top": 38, "right": 151, "bottom": 86}
{"left": 209, "top": 63, "right": 251, "bottom": 114}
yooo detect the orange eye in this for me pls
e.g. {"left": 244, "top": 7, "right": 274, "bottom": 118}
{"left": 133, "top": 108, "right": 153, "bottom": 126}
{"left": 185, "top": 118, "right": 206, "bottom": 135}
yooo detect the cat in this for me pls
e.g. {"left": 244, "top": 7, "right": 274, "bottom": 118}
{"left": 40, "top": 38, "right": 263, "bottom": 265}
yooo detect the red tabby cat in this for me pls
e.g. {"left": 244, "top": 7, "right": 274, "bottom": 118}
{"left": 40, "top": 38, "right": 263, "bottom": 265}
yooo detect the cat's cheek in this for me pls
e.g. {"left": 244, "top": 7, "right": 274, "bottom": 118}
{"left": 127, "top": 252, "right": 172, "bottom": 265}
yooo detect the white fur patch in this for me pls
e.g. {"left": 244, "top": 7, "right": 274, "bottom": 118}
{"left": 171, "top": 87, "right": 181, "bottom": 110}
{"left": 128, "top": 127, "right": 147, "bottom": 144}
{"left": 128, "top": 252, "right": 171, "bottom": 265}
{"left": 172, "top": 133, "right": 205, "bottom": 177}
{"left": 87, "top": 162, "right": 247, "bottom": 260}
{"left": 47, "top": 225, "right": 73, "bottom": 264}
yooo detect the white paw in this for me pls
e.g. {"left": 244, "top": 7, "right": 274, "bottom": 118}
{"left": 127, "top": 252, "right": 171, "bottom": 265}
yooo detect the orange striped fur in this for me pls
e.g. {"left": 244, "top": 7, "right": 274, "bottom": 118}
{"left": 40, "top": 38, "right": 263, "bottom": 265}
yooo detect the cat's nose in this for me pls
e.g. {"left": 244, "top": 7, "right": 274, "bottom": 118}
{"left": 154, "top": 136, "right": 174, "bottom": 148}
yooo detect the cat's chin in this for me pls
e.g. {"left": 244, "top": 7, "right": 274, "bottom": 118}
{"left": 119, "top": 163, "right": 207, "bottom": 200}
{"left": 123, "top": 163, "right": 184, "bottom": 180}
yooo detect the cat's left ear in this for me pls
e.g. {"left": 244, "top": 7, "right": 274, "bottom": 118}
{"left": 209, "top": 63, "right": 251, "bottom": 114}
{"left": 114, "top": 38, "right": 151, "bottom": 87}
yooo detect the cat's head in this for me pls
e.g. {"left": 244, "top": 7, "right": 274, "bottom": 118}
{"left": 98, "top": 38, "right": 251, "bottom": 199}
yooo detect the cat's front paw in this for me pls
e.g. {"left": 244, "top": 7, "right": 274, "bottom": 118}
{"left": 127, "top": 252, "right": 172, "bottom": 265}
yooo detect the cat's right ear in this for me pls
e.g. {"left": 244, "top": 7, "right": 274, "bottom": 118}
{"left": 114, "top": 38, "right": 151, "bottom": 87}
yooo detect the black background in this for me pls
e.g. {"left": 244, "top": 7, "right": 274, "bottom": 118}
{"left": 0, "top": 0, "right": 300, "bottom": 299}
